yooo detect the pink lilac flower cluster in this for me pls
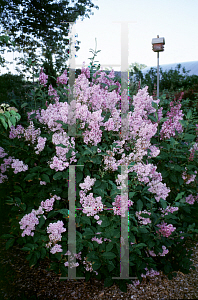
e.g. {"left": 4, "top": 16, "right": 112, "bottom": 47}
{"left": 0, "top": 172, "right": 8, "bottom": 183}
{"left": 79, "top": 176, "right": 103, "bottom": 221}
{"left": 64, "top": 250, "right": 80, "bottom": 269}
{"left": 79, "top": 190, "right": 103, "bottom": 220}
{"left": 141, "top": 267, "right": 160, "bottom": 278}
{"left": 185, "top": 194, "right": 198, "bottom": 205}
{"left": 9, "top": 124, "right": 25, "bottom": 139}
{"left": 82, "top": 256, "right": 98, "bottom": 275}
{"left": 160, "top": 96, "right": 184, "bottom": 140}
{"left": 19, "top": 211, "right": 40, "bottom": 237}
{"left": 147, "top": 145, "right": 160, "bottom": 158}
{"left": 0, "top": 147, "right": 7, "bottom": 158}
{"left": 48, "top": 84, "right": 60, "bottom": 102}
{"left": 112, "top": 194, "right": 134, "bottom": 217}
{"left": 136, "top": 210, "right": 151, "bottom": 225}
{"left": 91, "top": 235, "right": 112, "bottom": 244}
{"left": 39, "top": 102, "right": 69, "bottom": 131}
{"left": 156, "top": 222, "right": 176, "bottom": 238}
{"left": 128, "top": 162, "right": 170, "bottom": 202}
{"left": 27, "top": 110, "right": 41, "bottom": 122}
{"left": 9, "top": 122, "right": 44, "bottom": 153}
{"left": 126, "top": 86, "right": 159, "bottom": 142}
{"left": 73, "top": 69, "right": 123, "bottom": 145}
{"left": 64, "top": 249, "right": 98, "bottom": 275}
{"left": 38, "top": 70, "right": 167, "bottom": 209}
{"left": 159, "top": 205, "right": 179, "bottom": 217}
{"left": 56, "top": 69, "right": 69, "bottom": 86}
{"left": 81, "top": 62, "right": 91, "bottom": 79}
{"left": 39, "top": 67, "right": 48, "bottom": 87}
{"left": 40, "top": 181, "right": 47, "bottom": 185}
{"left": 19, "top": 195, "right": 60, "bottom": 238}
{"left": 34, "top": 136, "right": 47, "bottom": 154}
{"left": 99, "top": 87, "right": 170, "bottom": 208}
{"left": 92, "top": 68, "right": 121, "bottom": 94}
{"left": 49, "top": 132, "right": 77, "bottom": 171}
{"left": 107, "top": 87, "right": 160, "bottom": 164}
{"left": 23, "top": 121, "right": 41, "bottom": 144}
{"left": 46, "top": 220, "right": 66, "bottom": 254}
{"left": 0, "top": 153, "right": 28, "bottom": 182}
{"left": 188, "top": 142, "right": 198, "bottom": 161}
{"left": 41, "top": 195, "right": 61, "bottom": 212}
{"left": 157, "top": 106, "right": 163, "bottom": 122}
{"left": 147, "top": 245, "right": 169, "bottom": 257}
{"left": 0, "top": 149, "right": 12, "bottom": 183}
{"left": 182, "top": 167, "right": 197, "bottom": 184}
{"left": 11, "top": 159, "right": 28, "bottom": 174}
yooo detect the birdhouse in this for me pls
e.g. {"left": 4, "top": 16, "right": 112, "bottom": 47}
{"left": 152, "top": 37, "right": 165, "bottom": 52}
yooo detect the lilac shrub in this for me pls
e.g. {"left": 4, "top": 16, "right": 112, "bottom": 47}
{"left": 0, "top": 65, "right": 198, "bottom": 293}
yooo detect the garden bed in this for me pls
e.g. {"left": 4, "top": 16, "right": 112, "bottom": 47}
{"left": 1, "top": 215, "right": 198, "bottom": 300}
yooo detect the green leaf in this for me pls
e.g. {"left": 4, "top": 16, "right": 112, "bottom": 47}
{"left": 56, "top": 143, "right": 67, "bottom": 148}
{"left": 183, "top": 134, "right": 196, "bottom": 140}
{"left": 0, "top": 116, "right": 8, "bottom": 129}
{"left": 41, "top": 174, "right": 50, "bottom": 183}
{"left": 136, "top": 199, "right": 143, "bottom": 212}
{"left": 136, "top": 243, "right": 147, "bottom": 248}
{"left": 108, "top": 85, "right": 118, "bottom": 92}
{"left": 24, "top": 173, "right": 37, "bottom": 181}
{"left": 21, "top": 203, "right": 27, "bottom": 211}
{"left": 76, "top": 170, "right": 83, "bottom": 183}
{"left": 160, "top": 117, "right": 168, "bottom": 123}
{"left": 5, "top": 238, "right": 15, "bottom": 250}
{"left": 118, "top": 280, "right": 127, "bottom": 293}
{"left": 138, "top": 227, "right": 148, "bottom": 233}
{"left": 66, "top": 149, "right": 73, "bottom": 159}
{"left": 86, "top": 251, "right": 98, "bottom": 261}
{"left": 21, "top": 102, "right": 28, "bottom": 109}
{"left": 92, "top": 261, "right": 101, "bottom": 271}
{"left": 29, "top": 253, "right": 38, "bottom": 268}
{"left": 148, "top": 115, "right": 157, "bottom": 122}
{"left": 26, "top": 253, "right": 33, "bottom": 261}
{"left": 186, "top": 110, "right": 192, "bottom": 119}
{"left": 147, "top": 240, "right": 155, "bottom": 248}
{"left": 9, "top": 116, "right": 16, "bottom": 126}
{"left": 164, "top": 264, "right": 171, "bottom": 274}
{"left": 0, "top": 234, "right": 14, "bottom": 239}
{"left": 107, "top": 260, "right": 115, "bottom": 272}
{"left": 129, "top": 192, "right": 136, "bottom": 198}
{"left": 99, "top": 217, "right": 110, "bottom": 228}
{"left": 38, "top": 216, "right": 45, "bottom": 229}
{"left": 106, "top": 243, "right": 114, "bottom": 252}
{"left": 170, "top": 173, "right": 177, "bottom": 183}
{"left": 53, "top": 172, "right": 63, "bottom": 180}
{"left": 93, "top": 187, "right": 104, "bottom": 197}
{"left": 58, "top": 209, "right": 68, "bottom": 217}
{"left": 104, "top": 277, "right": 114, "bottom": 287}
{"left": 159, "top": 199, "right": 167, "bottom": 209}
{"left": 94, "top": 180, "right": 101, "bottom": 188}
{"left": 101, "top": 252, "right": 116, "bottom": 259}
{"left": 81, "top": 215, "right": 91, "bottom": 225}
{"left": 21, "top": 247, "right": 31, "bottom": 251}
{"left": 175, "top": 192, "right": 185, "bottom": 201}
{"left": 3, "top": 111, "right": 10, "bottom": 118}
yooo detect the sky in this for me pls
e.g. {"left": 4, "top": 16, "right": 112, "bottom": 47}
{"left": 1, "top": 0, "right": 198, "bottom": 79}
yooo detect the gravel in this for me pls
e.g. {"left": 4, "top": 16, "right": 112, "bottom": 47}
{"left": 1, "top": 235, "right": 198, "bottom": 300}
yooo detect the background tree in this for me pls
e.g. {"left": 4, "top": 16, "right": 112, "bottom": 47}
{"left": 0, "top": 30, "right": 17, "bottom": 72}
{"left": 0, "top": 0, "right": 99, "bottom": 83}
{"left": 127, "top": 62, "right": 147, "bottom": 97}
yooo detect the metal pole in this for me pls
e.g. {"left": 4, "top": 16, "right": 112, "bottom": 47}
{"left": 157, "top": 35, "right": 159, "bottom": 99}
